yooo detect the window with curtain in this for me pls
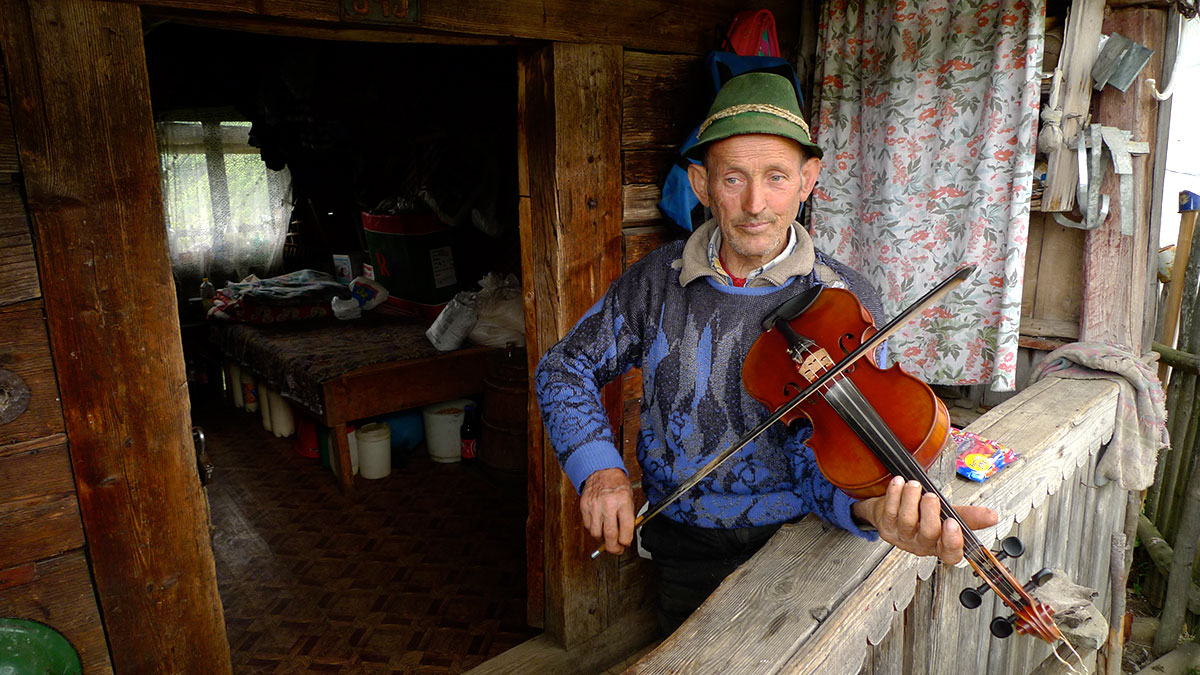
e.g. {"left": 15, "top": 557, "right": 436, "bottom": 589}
{"left": 157, "top": 118, "right": 292, "bottom": 289}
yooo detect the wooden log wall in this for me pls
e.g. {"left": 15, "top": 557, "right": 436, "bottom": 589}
{"left": 0, "top": 20, "right": 112, "bottom": 673}
{"left": 121, "top": 0, "right": 800, "bottom": 57}
{"left": 630, "top": 377, "right": 1123, "bottom": 674}
{"left": 0, "top": 0, "right": 230, "bottom": 670}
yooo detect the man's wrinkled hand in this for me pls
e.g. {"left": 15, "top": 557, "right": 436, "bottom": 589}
{"left": 580, "top": 467, "right": 635, "bottom": 555}
{"left": 851, "top": 476, "right": 999, "bottom": 565}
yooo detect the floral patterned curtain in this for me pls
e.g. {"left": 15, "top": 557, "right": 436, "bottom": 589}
{"left": 811, "top": 0, "right": 1044, "bottom": 391}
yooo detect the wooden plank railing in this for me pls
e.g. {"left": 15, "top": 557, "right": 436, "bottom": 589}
{"left": 629, "top": 376, "right": 1121, "bottom": 675}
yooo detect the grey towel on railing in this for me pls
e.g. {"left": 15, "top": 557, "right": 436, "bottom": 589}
{"left": 1031, "top": 341, "right": 1168, "bottom": 490}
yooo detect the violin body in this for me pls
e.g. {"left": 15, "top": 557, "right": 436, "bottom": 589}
{"left": 742, "top": 281, "right": 1062, "bottom": 643}
{"left": 743, "top": 287, "right": 950, "bottom": 500}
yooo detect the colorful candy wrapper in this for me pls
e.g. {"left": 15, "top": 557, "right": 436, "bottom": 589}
{"left": 953, "top": 428, "right": 1018, "bottom": 482}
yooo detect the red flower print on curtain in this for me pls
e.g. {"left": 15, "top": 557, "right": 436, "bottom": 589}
{"left": 811, "top": 0, "right": 1044, "bottom": 391}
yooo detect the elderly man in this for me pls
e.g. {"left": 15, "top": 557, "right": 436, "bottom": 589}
{"left": 535, "top": 72, "right": 997, "bottom": 635}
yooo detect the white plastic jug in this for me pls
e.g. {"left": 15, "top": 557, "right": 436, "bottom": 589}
{"left": 268, "top": 389, "right": 294, "bottom": 438}
{"left": 356, "top": 423, "right": 391, "bottom": 479}
{"left": 259, "top": 383, "right": 274, "bottom": 433}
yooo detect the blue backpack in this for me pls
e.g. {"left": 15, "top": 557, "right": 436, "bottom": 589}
{"left": 658, "top": 53, "right": 808, "bottom": 232}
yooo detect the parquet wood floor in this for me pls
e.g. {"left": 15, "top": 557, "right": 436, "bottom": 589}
{"left": 197, "top": 400, "right": 536, "bottom": 673}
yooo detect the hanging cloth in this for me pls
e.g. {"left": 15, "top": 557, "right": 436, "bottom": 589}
{"left": 810, "top": 0, "right": 1045, "bottom": 391}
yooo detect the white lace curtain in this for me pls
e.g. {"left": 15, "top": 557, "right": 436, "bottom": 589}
{"left": 157, "top": 117, "right": 292, "bottom": 288}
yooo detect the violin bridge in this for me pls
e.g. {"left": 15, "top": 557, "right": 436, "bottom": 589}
{"left": 796, "top": 347, "right": 835, "bottom": 382}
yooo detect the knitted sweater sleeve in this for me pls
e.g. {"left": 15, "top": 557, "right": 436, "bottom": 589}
{"left": 534, "top": 268, "right": 649, "bottom": 493}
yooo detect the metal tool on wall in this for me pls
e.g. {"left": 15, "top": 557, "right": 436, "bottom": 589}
{"left": 1053, "top": 123, "right": 1149, "bottom": 235}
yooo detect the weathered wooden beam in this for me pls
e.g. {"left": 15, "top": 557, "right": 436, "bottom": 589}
{"left": 1080, "top": 7, "right": 1165, "bottom": 352}
{"left": 1135, "top": 514, "right": 1200, "bottom": 614}
{"left": 0, "top": 444, "right": 84, "bottom": 570}
{"left": 0, "top": 184, "right": 40, "bottom": 305}
{"left": 0, "top": 303, "right": 64, "bottom": 445}
{"left": 1020, "top": 316, "right": 1081, "bottom": 340}
{"left": 1153, "top": 341, "right": 1200, "bottom": 375}
{"left": 515, "top": 41, "right": 548, "bottom": 630}
{"left": 521, "top": 42, "right": 625, "bottom": 648}
{"left": 0, "top": 0, "right": 230, "bottom": 670}
{"left": 0, "top": 552, "right": 112, "bottom": 672}
{"left": 1041, "top": 0, "right": 1105, "bottom": 212}
{"left": 466, "top": 606, "right": 658, "bottom": 675}
{"left": 622, "top": 51, "right": 706, "bottom": 148}
{"left": 115, "top": 0, "right": 803, "bottom": 56}
{"left": 1156, "top": 210, "right": 1197, "bottom": 374}
{"left": 623, "top": 184, "right": 662, "bottom": 223}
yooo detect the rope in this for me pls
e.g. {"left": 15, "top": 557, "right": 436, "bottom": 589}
{"left": 698, "top": 103, "right": 811, "bottom": 138}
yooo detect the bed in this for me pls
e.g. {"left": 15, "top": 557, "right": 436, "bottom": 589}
{"left": 210, "top": 315, "right": 494, "bottom": 491}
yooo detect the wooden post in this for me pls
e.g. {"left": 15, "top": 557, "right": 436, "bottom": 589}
{"left": 1156, "top": 210, "right": 1199, "bottom": 375}
{"left": 1148, "top": 220, "right": 1200, "bottom": 524}
{"left": 0, "top": 0, "right": 231, "bottom": 670}
{"left": 520, "top": 42, "right": 626, "bottom": 647}
{"left": 1079, "top": 7, "right": 1165, "bottom": 352}
{"left": 1153, "top": 442, "right": 1200, "bottom": 655}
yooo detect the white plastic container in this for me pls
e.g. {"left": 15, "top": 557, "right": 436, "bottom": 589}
{"left": 356, "top": 423, "right": 391, "bottom": 479}
{"left": 259, "top": 383, "right": 274, "bottom": 433}
{"left": 422, "top": 398, "right": 473, "bottom": 463}
{"left": 268, "top": 389, "right": 294, "bottom": 438}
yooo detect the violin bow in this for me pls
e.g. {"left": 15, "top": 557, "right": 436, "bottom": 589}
{"left": 591, "top": 263, "right": 977, "bottom": 559}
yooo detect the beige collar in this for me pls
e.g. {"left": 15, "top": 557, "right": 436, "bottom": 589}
{"left": 677, "top": 219, "right": 815, "bottom": 288}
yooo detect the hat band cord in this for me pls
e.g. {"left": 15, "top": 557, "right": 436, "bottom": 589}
{"left": 698, "top": 103, "right": 812, "bottom": 138}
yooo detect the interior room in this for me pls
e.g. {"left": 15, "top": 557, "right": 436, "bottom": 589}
{"left": 143, "top": 22, "right": 535, "bottom": 670}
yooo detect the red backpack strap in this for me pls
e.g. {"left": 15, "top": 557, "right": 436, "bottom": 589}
{"left": 722, "top": 9, "right": 779, "bottom": 57}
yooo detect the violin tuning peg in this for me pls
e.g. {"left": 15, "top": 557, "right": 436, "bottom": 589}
{"left": 1025, "top": 567, "right": 1054, "bottom": 591}
{"left": 959, "top": 586, "right": 983, "bottom": 609}
{"left": 994, "top": 536, "right": 1025, "bottom": 561}
{"left": 989, "top": 614, "right": 1015, "bottom": 639}
{"left": 959, "top": 581, "right": 991, "bottom": 609}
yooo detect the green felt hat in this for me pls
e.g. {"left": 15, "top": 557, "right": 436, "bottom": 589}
{"left": 685, "top": 72, "right": 823, "bottom": 161}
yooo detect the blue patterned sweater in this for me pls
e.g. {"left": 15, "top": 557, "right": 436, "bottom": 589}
{"left": 535, "top": 237, "right": 884, "bottom": 534}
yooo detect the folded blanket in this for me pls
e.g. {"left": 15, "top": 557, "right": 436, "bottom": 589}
{"left": 1031, "top": 341, "right": 1168, "bottom": 490}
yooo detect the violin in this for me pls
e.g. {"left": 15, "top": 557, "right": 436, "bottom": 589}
{"left": 742, "top": 273, "right": 1061, "bottom": 644}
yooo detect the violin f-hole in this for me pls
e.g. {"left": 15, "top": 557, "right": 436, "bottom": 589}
{"left": 837, "top": 333, "right": 858, "bottom": 371}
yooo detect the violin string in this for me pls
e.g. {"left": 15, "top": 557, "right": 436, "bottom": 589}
{"left": 1051, "top": 637, "right": 1083, "bottom": 674}
{"left": 789, "top": 337, "right": 1061, "bottom": 642}
{"left": 825, "top": 373, "right": 1031, "bottom": 606}
{"left": 793, "top": 341, "right": 1028, "bottom": 606}
{"left": 1060, "top": 635, "right": 1084, "bottom": 672}
{"left": 797, "top": 344, "right": 1029, "bottom": 606}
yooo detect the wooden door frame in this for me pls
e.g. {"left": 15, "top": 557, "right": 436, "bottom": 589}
{"left": 0, "top": 0, "right": 231, "bottom": 669}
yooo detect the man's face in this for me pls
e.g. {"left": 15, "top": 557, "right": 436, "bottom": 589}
{"left": 687, "top": 134, "right": 821, "bottom": 272}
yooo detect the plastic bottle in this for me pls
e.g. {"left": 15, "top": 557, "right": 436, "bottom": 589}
{"left": 460, "top": 404, "right": 478, "bottom": 463}
{"left": 199, "top": 277, "right": 216, "bottom": 312}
